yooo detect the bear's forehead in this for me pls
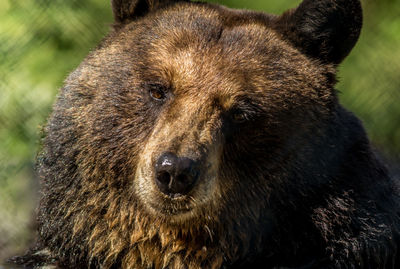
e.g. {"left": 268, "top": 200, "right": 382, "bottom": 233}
{"left": 143, "top": 4, "right": 281, "bottom": 64}
{"left": 122, "top": 6, "right": 298, "bottom": 98}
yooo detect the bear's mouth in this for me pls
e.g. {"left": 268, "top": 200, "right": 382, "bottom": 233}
{"left": 147, "top": 196, "right": 195, "bottom": 217}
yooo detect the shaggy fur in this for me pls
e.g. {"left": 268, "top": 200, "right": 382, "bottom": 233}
{"left": 10, "top": 0, "right": 400, "bottom": 268}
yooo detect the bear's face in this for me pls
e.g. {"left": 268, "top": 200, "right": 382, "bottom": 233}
{"left": 129, "top": 6, "right": 337, "bottom": 223}
{"left": 72, "top": 2, "right": 341, "bottom": 224}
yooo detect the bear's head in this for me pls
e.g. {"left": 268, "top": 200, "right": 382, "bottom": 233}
{"left": 32, "top": 0, "right": 363, "bottom": 268}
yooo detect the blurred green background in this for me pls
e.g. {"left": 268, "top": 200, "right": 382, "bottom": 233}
{"left": 0, "top": 0, "right": 399, "bottom": 262}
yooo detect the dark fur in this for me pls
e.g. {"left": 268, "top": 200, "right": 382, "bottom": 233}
{"left": 10, "top": 0, "right": 400, "bottom": 268}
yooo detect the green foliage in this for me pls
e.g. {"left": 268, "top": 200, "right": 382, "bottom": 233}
{"left": 0, "top": 0, "right": 399, "bottom": 260}
{"left": 338, "top": 0, "right": 400, "bottom": 157}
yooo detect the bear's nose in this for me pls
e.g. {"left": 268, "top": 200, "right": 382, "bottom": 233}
{"left": 155, "top": 152, "right": 199, "bottom": 197}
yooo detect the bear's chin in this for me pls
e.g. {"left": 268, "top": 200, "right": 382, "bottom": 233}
{"left": 148, "top": 198, "right": 194, "bottom": 215}
{"left": 143, "top": 205, "right": 200, "bottom": 226}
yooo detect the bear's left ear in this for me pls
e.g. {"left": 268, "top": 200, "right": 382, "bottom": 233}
{"left": 111, "top": 0, "right": 183, "bottom": 23}
{"left": 275, "top": 0, "right": 362, "bottom": 64}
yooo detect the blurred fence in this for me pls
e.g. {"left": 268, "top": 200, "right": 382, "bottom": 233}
{"left": 0, "top": 0, "right": 399, "bottom": 261}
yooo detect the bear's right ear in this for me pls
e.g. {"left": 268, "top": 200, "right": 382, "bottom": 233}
{"left": 111, "top": 0, "right": 182, "bottom": 23}
{"left": 275, "top": 0, "right": 362, "bottom": 65}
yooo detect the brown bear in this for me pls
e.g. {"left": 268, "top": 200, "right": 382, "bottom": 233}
{"left": 10, "top": 0, "right": 400, "bottom": 268}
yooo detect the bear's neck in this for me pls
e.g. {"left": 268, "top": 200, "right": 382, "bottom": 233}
{"left": 82, "top": 203, "right": 272, "bottom": 269}
{"left": 262, "top": 106, "right": 396, "bottom": 267}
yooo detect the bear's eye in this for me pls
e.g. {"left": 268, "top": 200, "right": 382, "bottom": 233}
{"left": 231, "top": 109, "right": 247, "bottom": 123}
{"left": 149, "top": 86, "right": 166, "bottom": 101}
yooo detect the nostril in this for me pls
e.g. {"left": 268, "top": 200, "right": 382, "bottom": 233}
{"left": 176, "top": 174, "right": 188, "bottom": 184}
{"left": 157, "top": 171, "right": 171, "bottom": 186}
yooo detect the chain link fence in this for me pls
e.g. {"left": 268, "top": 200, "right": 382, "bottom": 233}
{"left": 0, "top": 0, "right": 112, "bottom": 260}
{"left": 1, "top": 0, "right": 399, "bottom": 262}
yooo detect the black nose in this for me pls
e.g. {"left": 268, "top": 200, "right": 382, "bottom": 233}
{"left": 155, "top": 152, "right": 199, "bottom": 197}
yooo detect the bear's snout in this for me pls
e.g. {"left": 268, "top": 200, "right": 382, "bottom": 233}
{"left": 155, "top": 152, "right": 200, "bottom": 197}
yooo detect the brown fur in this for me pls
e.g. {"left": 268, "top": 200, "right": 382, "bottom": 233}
{"left": 10, "top": 1, "right": 400, "bottom": 268}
